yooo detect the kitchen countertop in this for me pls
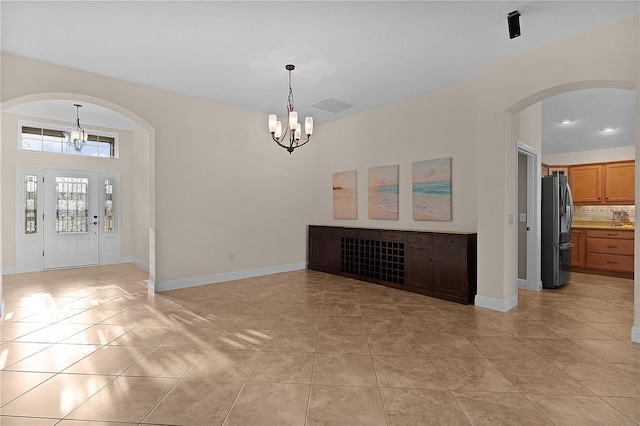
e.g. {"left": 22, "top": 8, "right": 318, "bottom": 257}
{"left": 572, "top": 221, "right": 634, "bottom": 230}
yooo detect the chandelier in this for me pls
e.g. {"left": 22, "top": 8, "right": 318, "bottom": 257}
{"left": 268, "top": 64, "right": 313, "bottom": 154}
{"left": 67, "top": 104, "right": 88, "bottom": 152}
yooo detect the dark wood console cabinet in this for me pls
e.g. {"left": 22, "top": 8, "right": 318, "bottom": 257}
{"left": 308, "top": 225, "right": 477, "bottom": 304}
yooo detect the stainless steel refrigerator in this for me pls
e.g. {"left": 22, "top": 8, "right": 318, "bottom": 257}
{"left": 541, "top": 172, "right": 574, "bottom": 289}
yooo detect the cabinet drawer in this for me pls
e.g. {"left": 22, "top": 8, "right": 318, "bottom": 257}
{"left": 407, "top": 233, "right": 432, "bottom": 244}
{"left": 309, "top": 226, "right": 324, "bottom": 236}
{"left": 358, "top": 229, "right": 380, "bottom": 240}
{"left": 586, "top": 238, "right": 634, "bottom": 255}
{"left": 586, "top": 253, "right": 634, "bottom": 272}
{"left": 342, "top": 228, "right": 359, "bottom": 238}
{"left": 381, "top": 230, "right": 405, "bottom": 242}
{"left": 434, "top": 234, "right": 465, "bottom": 247}
{"left": 324, "top": 227, "right": 342, "bottom": 237}
{"left": 586, "top": 229, "right": 633, "bottom": 239}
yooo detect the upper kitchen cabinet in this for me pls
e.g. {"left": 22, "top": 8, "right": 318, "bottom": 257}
{"left": 549, "top": 166, "right": 569, "bottom": 177}
{"left": 605, "top": 161, "right": 635, "bottom": 204}
{"left": 569, "top": 160, "right": 635, "bottom": 205}
{"left": 569, "top": 164, "right": 603, "bottom": 203}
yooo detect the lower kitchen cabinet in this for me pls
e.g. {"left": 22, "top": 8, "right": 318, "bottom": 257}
{"left": 571, "top": 227, "right": 634, "bottom": 277}
{"left": 309, "top": 225, "right": 477, "bottom": 304}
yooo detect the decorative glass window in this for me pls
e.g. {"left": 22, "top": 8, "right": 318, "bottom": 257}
{"left": 104, "top": 179, "right": 115, "bottom": 232}
{"left": 21, "top": 126, "right": 116, "bottom": 158}
{"left": 24, "top": 175, "right": 38, "bottom": 234}
{"left": 56, "top": 177, "right": 89, "bottom": 233}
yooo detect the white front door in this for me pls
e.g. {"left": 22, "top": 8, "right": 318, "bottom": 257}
{"left": 43, "top": 169, "right": 100, "bottom": 269}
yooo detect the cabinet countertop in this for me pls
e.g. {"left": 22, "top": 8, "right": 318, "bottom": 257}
{"left": 572, "top": 221, "right": 634, "bottom": 231}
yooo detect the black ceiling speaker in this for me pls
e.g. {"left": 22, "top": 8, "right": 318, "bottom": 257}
{"left": 508, "top": 10, "right": 521, "bottom": 39}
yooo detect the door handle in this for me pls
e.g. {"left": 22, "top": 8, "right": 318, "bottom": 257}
{"left": 93, "top": 222, "right": 98, "bottom": 225}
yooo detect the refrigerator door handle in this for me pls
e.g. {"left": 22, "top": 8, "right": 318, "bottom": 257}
{"left": 559, "top": 242, "right": 574, "bottom": 250}
{"left": 565, "top": 182, "right": 574, "bottom": 229}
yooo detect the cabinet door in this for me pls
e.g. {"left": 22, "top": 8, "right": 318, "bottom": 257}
{"left": 308, "top": 228, "right": 324, "bottom": 270}
{"left": 406, "top": 243, "right": 433, "bottom": 290}
{"left": 324, "top": 235, "right": 342, "bottom": 273}
{"left": 570, "top": 230, "right": 585, "bottom": 267}
{"left": 569, "top": 165, "right": 603, "bottom": 203}
{"left": 433, "top": 247, "right": 468, "bottom": 300}
{"left": 605, "top": 161, "right": 635, "bottom": 204}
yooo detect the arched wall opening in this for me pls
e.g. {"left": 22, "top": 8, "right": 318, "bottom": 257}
{"left": 0, "top": 92, "right": 156, "bottom": 288}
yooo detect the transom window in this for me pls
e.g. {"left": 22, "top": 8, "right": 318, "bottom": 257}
{"left": 21, "top": 126, "right": 116, "bottom": 158}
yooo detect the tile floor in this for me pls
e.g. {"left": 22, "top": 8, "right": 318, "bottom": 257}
{"left": 0, "top": 264, "right": 639, "bottom": 425}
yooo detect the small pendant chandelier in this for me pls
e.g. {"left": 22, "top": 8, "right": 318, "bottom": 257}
{"left": 268, "top": 64, "right": 313, "bottom": 154}
{"left": 67, "top": 104, "right": 88, "bottom": 152}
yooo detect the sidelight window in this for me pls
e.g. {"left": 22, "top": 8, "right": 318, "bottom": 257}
{"left": 24, "top": 174, "right": 38, "bottom": 234}
{"left": 104, "top": 178, "right": 115, "bottom": 232}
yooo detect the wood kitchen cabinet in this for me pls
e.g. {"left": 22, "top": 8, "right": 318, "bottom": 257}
{"left": 569, "top": 164, "right": 603, "bottom": 203}
{"left": 309, "top": 226, "right": 477, "bottom": 304}
{"left": 548, "top": 166, "right": 569, "bottom": 177}
{"left": 570, "top": 229, "right": 585, "bottom": 267}
{"left": 571, "top": 227, "right": 634, "bottom": 278}
{"left": 569, "top": 160, "right": 635, "bottom": 205}
{"left": 605, "top": 161, "right": 635, "bottom": 203}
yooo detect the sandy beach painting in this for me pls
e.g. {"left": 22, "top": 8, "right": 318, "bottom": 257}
{"left": 333, "top": 170, "right": 357, "bottom": 219}
{"left": 412, "top": 157, "right": 452, "bottom": 221}
{"left": 368, "top": 165, "right": 399, "bottom": 220}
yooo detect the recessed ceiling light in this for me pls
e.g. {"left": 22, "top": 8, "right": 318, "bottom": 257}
{"left": 560, "top": 119, "right": 572, "bottom": 125}
{"left": 603, "top": 127, "right": 615, "bottom": 133}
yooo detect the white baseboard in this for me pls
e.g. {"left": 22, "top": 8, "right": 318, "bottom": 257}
{"left": 0, "top": 298, "right": 4, "bottom": 316}
{"left": 475, "top": 294, "right": 518, "bottom": 312}
{"left": 154, "top": 262, "right": 307, "bottom": 292}
{"left": 131, "top": 257, "right": 149, "bottom": 272}
{"left": 632, "top": 326, "right": 640, "bottom": 343}
{"left": 147, "top": 279, "right": 155, "bottom": 292}
{"left": 517, "top": 278, "right": 527, "bottom": 289}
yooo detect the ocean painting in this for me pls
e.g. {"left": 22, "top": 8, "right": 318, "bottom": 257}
{"left": 368, "top": 165, "right": 399, "bottom": 220}
{"left": 333, "top": 170, "right": 357, "bottom": 219}
{"left": 413, "top": 158, "right": 452, "bottom": 221}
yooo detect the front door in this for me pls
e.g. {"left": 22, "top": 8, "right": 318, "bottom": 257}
{"left": 43, "top": 169, "right": 99, "bottom": 269}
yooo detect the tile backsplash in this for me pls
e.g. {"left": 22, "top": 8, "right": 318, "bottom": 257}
{"left": 573, "top": 205, "right": 636, "bottom": 224}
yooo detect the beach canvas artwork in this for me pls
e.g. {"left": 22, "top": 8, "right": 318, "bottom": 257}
{"left": 412, "top": 157, "right": 452, "bottom": 221}
{"left": 368, "top": 165, "right": 399, "bottom": 220}
{"left": 333, "top": 170, "right": 357, "bottom": 219}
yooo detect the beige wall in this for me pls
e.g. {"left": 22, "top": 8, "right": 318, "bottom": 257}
{"left": 132, "top": 126, "right": 150, "bottom": 267}
{"left": 1, "top": 113, "right": 135, "bottom": 267}
{"left": 314, "top": 79, "right": 478, "bottom": 232}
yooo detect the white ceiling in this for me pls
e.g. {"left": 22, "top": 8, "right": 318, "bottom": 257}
{"left": 1, "top": 1, "right": 639, "bottom": 154}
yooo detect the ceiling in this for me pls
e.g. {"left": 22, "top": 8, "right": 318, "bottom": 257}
{"left": 1, "top": 1, "right": 638, "bottom": 154}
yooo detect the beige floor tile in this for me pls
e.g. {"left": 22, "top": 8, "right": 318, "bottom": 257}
{"left": 273, "top": 313, "right": 321, "bottom": 331}
{"left": 380, "top": 387, "right": 469, "bottom": 426}
{"left": 143, "top": 379, "right": 242, "bottom": 425}
{"left": 0, "top": 417, "right": 59, "bottom": 425}
{"left": 359, "top": 303, "right": 402, "bottom": 317}
{"left": 307, "top": 385, "right": 387, "bottom": 426}
{"left": 282, "top": 302, "right": 323, "bottom": 316}
{"left": 227, "top": 313, "right": 279, "bottom": 329}
{"left": 185, "top": 313, "right": 238, "bottom": 328}
{"left": 61, "top": 324, "right": 134, "bottom": 345}
{"left": 4, "top": 343, "right": 100, "bottom": 373}
{"left": 248, "top": 351, "right": 314, "bottom": 384}
{"left": 0, "top": 322, "right": 56, "bottom": 342}
{"left": 12, "top": 322, "right": 92, "bottom": 344}
{"left": 107, "top": 325, "right": 176, "bottom": 347}
{"left": 185, "top": 348, "right": 259, "bottom": 381}
{"left": 319, "top": 316, "right": 367, "bottom": 334}
{"left": 583, "top": 322, "right": 636, "bottom": 341}
{"left": 0, "top": 342, "right": 51, "bottom": 368}
{"left": 59, "top": 308, "right": 124, "bottom": 324}
{"left": 524, "top": 338, "right": 606, "bottom": 363}
{"left": 316, "top": 330, "right": 370, "bottom": 354}
{"left": 158, "top": 325, "right": 224, "bottom": 349}
{"left": 123, "top": 346, "right": 204, "bottom": 378}
{"left": 527, "top": 393, "right": 635, "bottom": 425}
{"left": 99, "top": 309, "right": 158, "bottom": 326}
{"left": 66, "top": 376, "right": 177, "bottom": 423}
{"left": 491, "top": 358, "right": 591, "bottom": 395}
{"left": 321, "top": 302, "right": 362, "bottom": 317}
{"left": 211, "top": 329, "right": 271, "bottom": 351}
{"left": 19, "top": 308, "right": 87, "bottom": 323}
{"left": 63, "top": 345, "right": 151, "bottom": 375}
{"left": 466, "top": 335, "right": 542, "bottom": 360}
{"left": 453, "top": 390, "right": 552, "bottom": 425}
{"left": 571, "top": 339, "right": 640, "bottom": 364}
{"left": 553, "top": 361, "right": 640, "bottom": 397}
{"left": 312, "top": 353, "right": 378, "bottom": 386}
{"left": 1, "top": 373, "right": 113, "bottom": 418}
{"left": 417, "top": 333, "right": 486, "bottom": 358}
{"left": 372, "top": 355, "right": 446, "bottom": 389}
{"left": 223, "top": 382, "right": 310, "bottom": 425}
{"left": 615, "top": 362, "right": 640, "bottom": 378}
{"left": 368, "top": 330, "right": 425, "bottom": 355}
{"left": 602, "top": 396, "right": 640, "bottom": 424}
{"left": 0, "top": 371, "right": 54, "bottom": 406}
{"left": 431, "top": 357, "right": 518, "bottom": 392}
{"left": 58, "top": 421, "right": 137, "bottom": 426}
{"left": 262, "top": 330, "right": 318, "bottom": 352}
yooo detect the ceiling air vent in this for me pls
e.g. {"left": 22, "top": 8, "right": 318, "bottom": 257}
{"left": 311, "top": 98, "right": 355, "bottom": 113}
